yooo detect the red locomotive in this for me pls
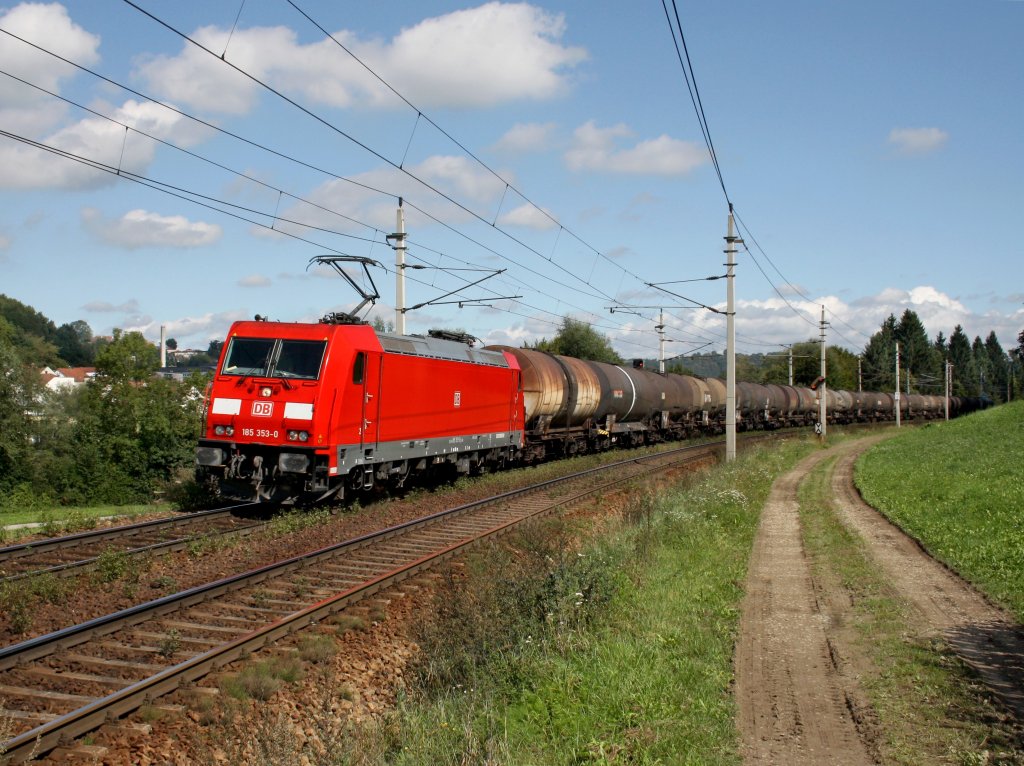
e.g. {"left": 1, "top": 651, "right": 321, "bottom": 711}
{"left": 196, "top": 320, "right": 524, "bottom": 503}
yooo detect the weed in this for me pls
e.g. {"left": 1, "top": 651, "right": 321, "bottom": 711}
{"left": 0, "top": 699, "right": 13, "bottom": 752}
{"left": 158, "top": 629, "right": 181, "bottom": 658}
{"left": 331, "top": 613, "right": 366, "bottom": 633}
{"left": 267, "top": 508, "right": 330, "bottom": 537}
{"left": 95, "top": 547, "right": 140, "bottom": 583}
{"left": 150, "top": 575, "right": 178, "bottom": 592}
{"left": 290, "top": 575, "right": 310, "bottom": 598}
{"left": 297, "top": 635, "right": 337, "bottom": 664}
{"left": 27, "top": 572, "right": 69, "bottom": 605}
{"left": 7, "top": 601, "right": 31, "bottom": 634}
{"left": 38, "top": 511, "right": 61, "bottom": 539}
{"left": 185, "top": 533, "right": 235, "bottom": 558}
{"left": 220, "top": 659, "right": 302, "bottom": 701}
{"left": 250, "top": 589, "right": 269, "bottom": 608}
{"left": 62, "top": 509, "right": 97, "bottom": 533}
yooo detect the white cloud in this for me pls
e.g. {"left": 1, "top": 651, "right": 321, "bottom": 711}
{"left": 0, "top": 99, "right": 212, "bottom": 190}
{"left": 81, "top": 208, "right": 222, "bottom": 249}
{"left": 493, "top": 122, "right": 557, "bottom": 153}
{"left": 565, "top": 121, "right": 707, "bottom": 175}
{"left": 136, "top": 3, "right": 586, "bottom": 114}
{"left": 123, "top": 309, "right": 250, "bottom": 347}
{"left": 82, "top": 299, "right": 141, "bottom": 314}
{"left": 279, "top": 153, "right": 510, "bottom": 235}
{"left": 497, "top": 203, "right": 557, "bottom": 230}
{"left": 239, "top": 274, "right": 272, "bottom": 288}
{"left": 0, "top": 3, "right": 100, "bottom": 131}
{"left": 888, "top": 127, "right": 948, "bottom": 155}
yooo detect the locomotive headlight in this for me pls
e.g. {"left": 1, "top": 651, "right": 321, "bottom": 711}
{"left": 225, "top": 426, "right": 235, "bottom": 436}
{"left": 214, "top": 425, "right": 225, "bottom": 436}
{"left": 298, "top": 431, "right": 309, "bottom": 442}
{"left": 287, "top": 430, "right": 298, "bottom": 441}
{"left": 260, "top": 386, "right": 272, "bottom": 397}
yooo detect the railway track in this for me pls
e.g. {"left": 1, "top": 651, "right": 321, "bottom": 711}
{"left": 0, "top": 441, "right": 718, "bottom": 763}
{"left": 0, "top": 505, "right": 265, "bottom": 584}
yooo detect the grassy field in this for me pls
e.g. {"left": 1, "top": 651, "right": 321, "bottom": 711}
{"left": 856, "top": 401, "right": 1024, "bottom": 622}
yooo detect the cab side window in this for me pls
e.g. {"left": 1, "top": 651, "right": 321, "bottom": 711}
{"left": 352, "top": 352, "right": 365, "bottom": 384}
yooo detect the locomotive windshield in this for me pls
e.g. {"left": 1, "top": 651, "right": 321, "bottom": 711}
{"left": 221, "top": 338, "right": 327, "bottom": 380}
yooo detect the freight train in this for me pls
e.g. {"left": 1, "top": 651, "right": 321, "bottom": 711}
{"left": 194, "top": 318, "right": 984, "bottom": 503}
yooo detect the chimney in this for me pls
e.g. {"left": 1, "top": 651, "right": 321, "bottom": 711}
{"left": 160, "top": 325, "right": 166, "bottom": 368}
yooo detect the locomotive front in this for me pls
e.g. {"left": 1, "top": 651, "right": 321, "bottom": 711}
{"left": 195, "top": 320, "right": 343, "bottom": 503}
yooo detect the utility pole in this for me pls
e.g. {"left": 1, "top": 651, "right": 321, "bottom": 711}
{"left": 657, "top": 309, "right": 666, "bottom": 374}
{"left": 725, "top": 206, "right": 738, "bottom": 462}
{"left": 393, "top": 199, "right": 407, "bottom": 334}
{"left": 788, "top": 345, "right": 794, "bottom": 386}
{"left": 895, "top": 342, "right": 901, "bottom": 428}
{"left": 857, "top": 356, "right": 863, "bottom": 392}
{"left": 818, "top": 305, "right": 827, "bottom": 440}
{"left": 945, "top": 359, "right": 950, "bottom": 420}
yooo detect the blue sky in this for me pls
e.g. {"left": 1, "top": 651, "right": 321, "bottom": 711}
{"left": 1, "top": 1, "right": 1021, "bottom": 360}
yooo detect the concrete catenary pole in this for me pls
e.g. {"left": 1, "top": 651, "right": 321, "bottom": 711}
{"left": 858, "top": 356, "right": 863, "bottom": 392}
{"left": 788, "top": 345, "right": 794, "bottom": 387}
{"left": 159, "top": 324, "right": 166, "bottom": 368}
{"left": 895, "top": 341, "right": 901, "bottom": 428}
{"left": 658, "top": 309, "right": 666, "bottom": 374}
{"left": 945, "top": 359, "right": 951, "bottom": 420}
{"left": 394, "top": 199, "right": 407, "bottom": 335}
{"left": 725, "top": 206, "right": 738, "bottom": 462}
{"left": 818, "top": 305, "right": 827, "bottom": 440}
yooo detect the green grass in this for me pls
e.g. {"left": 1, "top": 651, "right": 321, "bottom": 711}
{"left": 799, "top": 455, "right": 1022, "bottom": 765}
{"left": 855, "top": 401, "right": 1024, "bottom": 621}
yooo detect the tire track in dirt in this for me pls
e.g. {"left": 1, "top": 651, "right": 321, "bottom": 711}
{"left": 831, "top": 447, "right": 1024, "bottom": 720}
{"left": 735, "top": 440, "right": 878, "bottom": 766}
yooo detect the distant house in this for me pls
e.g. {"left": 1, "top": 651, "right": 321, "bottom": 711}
{"left": 40, "top": 366, "right": 97, "bottom": 391}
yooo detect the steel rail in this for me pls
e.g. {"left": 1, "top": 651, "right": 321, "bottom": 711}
{"left": 0, "top": 504, "right": 262, "bottom": 583}
{"left": 0, "top": 520, "right": 269, "bottom": 585}
{"left": 0, "top": 441, "right": 718, "bottom": 763}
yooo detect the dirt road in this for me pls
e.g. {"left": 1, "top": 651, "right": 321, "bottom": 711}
{"left": 735, "top": 436, "right": 1024, "bottom": 765}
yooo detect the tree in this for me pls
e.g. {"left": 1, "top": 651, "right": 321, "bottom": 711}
{"left": 896, "top": 309, "right": 940, "bottom": 393}
{"left": 826, "top": 346, "right": 859, "bottom": 391}
{"left": 54, "top": 320, "right": 95, "bottom": 366}
{"left": 984, "top": 332, "right": 1008, "bottom": 403}
{"left": 973, "top": 336, "right": 991, "bottom": 398}
{"left": 529, "top": 317, "right": 622, "bottom": 364}
{"left": 947, "top": 325, "right": 975, "bottom": 396}
{"left": 94, "top": 329, "right": 159, "bottom": 382}
{"left": 371, "top": 316, "right": 395, "bottom": 334}
{"left": 0, "top": 335, "right": 41, "bottom": 493}
{"left": 165, "top": 337, "right": 178, "bottom": 351}
{"left": 861, "top": 315, "right": 898, "bottom": 391}
{"left": 207, "top": 339, "right": 224, "bottom": 360}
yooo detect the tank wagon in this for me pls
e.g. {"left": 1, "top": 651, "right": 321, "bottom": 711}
{"left": 196, "top": 319, "right": 982, "bottom": 504}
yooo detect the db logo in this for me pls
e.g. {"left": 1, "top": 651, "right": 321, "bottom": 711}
{"left": 252, "top": 401, "right": 274, "bottom": 417}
